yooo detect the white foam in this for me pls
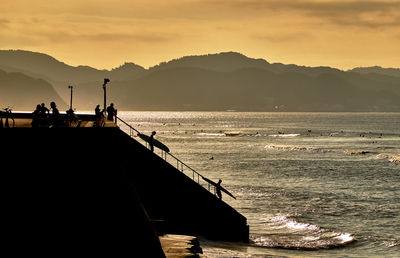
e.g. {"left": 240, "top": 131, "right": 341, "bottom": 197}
{"left": 384, "top": 240, "right": 400, "bottom": 247}
{"left": 286, "top": 220, "right": 320, "bottom": 231}
{"left": 334, "top": 233, "right": 354, "bottom": 243}
{"left": 302, "top": 236, "right": 321, "bottom": 241}
{"left": 196, "top": 133, "right": 225, "bottom": 136}
{"left": 264, "top": 144, "right": 330, "bottom": 153}
{"left": 377, "top": 153, "right": 400, "bottom": 163}
{"left": 266, "top": 215, "right": 320, "bottom": 232}
{"left": 269, "top": 133, "right": 301, "bottom": 137}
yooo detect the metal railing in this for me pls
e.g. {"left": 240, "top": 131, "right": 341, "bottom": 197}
{"left": 116, "top": 116, "right": 217, "bottom": 195}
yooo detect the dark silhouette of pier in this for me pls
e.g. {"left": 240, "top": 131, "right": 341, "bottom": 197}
{"left": 0, "top": 113, "right": 249, "bottom": 256}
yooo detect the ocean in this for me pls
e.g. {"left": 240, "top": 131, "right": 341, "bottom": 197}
{"left": 118, "top": 112, "right": 399, "bottom": 257}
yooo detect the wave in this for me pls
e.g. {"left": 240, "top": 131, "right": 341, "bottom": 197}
{"left": 383, "top": 240, "right": 400, "bottom": 248}
{"left": 196, "top": 132, "right": 225, "bottom": 136}
{"left": 377, "top": 153, "right": 400, "bottom": 163}
{"left": 265, "top": 144, "right": 379, "bottom": 156}
{"left": 251, "top": 215, "right": 355, "bottom": 250}
{"left": 264, "top": 144, "right": 331, "bottom": 153}
{"left": 269, "top": 133, "right": 301, "bottom": 137}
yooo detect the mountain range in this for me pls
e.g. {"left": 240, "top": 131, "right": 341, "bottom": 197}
{"left": 0, "top": 50, "right": 399, "bottom": 111}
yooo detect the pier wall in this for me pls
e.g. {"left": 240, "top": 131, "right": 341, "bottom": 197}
{"left": 1, "top": 126, "right": 249, "bottom": 252}
{"left": 1, "top": 128, "right": 165, "bottom": 257}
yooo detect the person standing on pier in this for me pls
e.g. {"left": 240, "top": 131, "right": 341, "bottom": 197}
{"left": 216, "top": 179, "right": 222, "bottom": 199}
{"left": 32, "top": 104, "right": 41, "bottom": 127}
{"left": 149, "top": 131, "right": 156, "bottom": 152}
{"left": 50, "top": 101, "right": 60, "bottom": 127}
{"left": 94, "top": 104, "right": 105, "bottom": 127}
{"left": 95, "top": 105, "right": 102, "bottom": 117}
{"left": 39, "top": 103, "right": 49, "bottom": 117}
{"left": 106, "top": 103, "right": 116, "bottom": 122}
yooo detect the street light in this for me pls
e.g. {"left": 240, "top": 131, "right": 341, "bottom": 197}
{"left": 103, "top": 78, "right": 110, "bottom": 113}
{"left": 68, "top": 85, "right": 73, "bottom": 111}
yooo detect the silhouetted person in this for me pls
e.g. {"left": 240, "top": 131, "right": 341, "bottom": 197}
{"left": 149, "top": 131, "right": 156, "bottom": 152}
{"left": 50, "top": 102, "right": 59, "bottom": 116}
{"left": 216, "top": 179, "right": 222, "bottom": 199}
{"left": 50, "top": 101, "right": 60, "bottom": 127}
{"left": 95, "top": 105, "right": 102, "bottom": 117}
{"left": 39, "top": 103, "right": 49, "bottom": 117}
{"left": 32, "top": 104, "right": 41, "bottom": 127}
{"left": 106, "top": 103, "right": 116, "bottom": 121}
{"left": 94, "top": 105, "right": 104, "bottom": 127}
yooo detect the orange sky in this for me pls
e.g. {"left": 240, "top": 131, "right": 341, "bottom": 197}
{"left": 1, "top": 0, "right": 399, "bottom": 70}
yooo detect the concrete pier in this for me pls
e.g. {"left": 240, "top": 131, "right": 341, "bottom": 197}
{"left": 1, "top": 115, "right": 249, "bottom": 255}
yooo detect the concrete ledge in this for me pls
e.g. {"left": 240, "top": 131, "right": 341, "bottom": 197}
{"left": 160, "top": 234, "right": 204, "bottom": 257}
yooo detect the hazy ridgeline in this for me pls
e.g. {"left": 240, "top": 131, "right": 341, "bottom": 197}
{"left": 0, "top": 50, "right": 399, "bottom": 111}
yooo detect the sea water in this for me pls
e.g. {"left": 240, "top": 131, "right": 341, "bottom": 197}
{"left": 118, "top": 112, "right": 399, "bottom": 257}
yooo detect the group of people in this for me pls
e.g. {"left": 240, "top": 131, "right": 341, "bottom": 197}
{"left": 94, "top": 103, "right": 117, "bottom": 127}
{"left": 32, "top": 102, "right": 61, "bottom": 127}
{"left": 94, "top": 103, "right": 116, "bottom": 121}
{"left": 31, "top": 102, "right": 117, "bottom": 128}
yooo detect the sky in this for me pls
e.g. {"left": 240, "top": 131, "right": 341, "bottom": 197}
{"left": 1, "top": 0, "right": 399, "bottom": 70}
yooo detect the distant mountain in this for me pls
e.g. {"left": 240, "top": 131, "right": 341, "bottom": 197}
{"left": 151, "top": 52, "right": 344, "bottom": 77}
{"left": 349, "top": 66, "right": 400, "bottom": 78}
{"left": 0, "top": 50, "right": 146, "bottom": 83}
{"left": 0, "top": 50, "right": 399, "bottom": 111}
{"left": 0, "top": 69, "right": 67, "bottom": 110}
{"left": 106, "top": 67, "right": 399, "bottom": 111}
{"left": 151, "top": 52, "right": 271, "bottom": 72}
{"left": 0, "top": 50, "right": 146, "bottom": 103}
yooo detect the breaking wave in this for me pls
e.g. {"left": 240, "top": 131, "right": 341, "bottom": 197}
{"left": 196, "top": 132, "right": 226, "bottom": 136}
{"left": 268, "top": 133, "right": 301, "bottom": 137}
{"left": 264, "top": 144, "right": 331, "bottom": 153}
{"left": 383, "top": 240, "right": 400, "bottom": 248}
{"left": 376, "top": 153, "right": 400, "bottom": 163}
{"left": 251, "top": 215, "right": 355, "bottom": 250}
{"left": 265, "top": 144, "right": 380, "bottom": 157}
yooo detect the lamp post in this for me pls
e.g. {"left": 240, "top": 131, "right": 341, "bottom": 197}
{"left": 68, "top": 85, "right": 73, "bottom": 111}
{"left": 103, "top": 78, "right": 110, "bottom": 113}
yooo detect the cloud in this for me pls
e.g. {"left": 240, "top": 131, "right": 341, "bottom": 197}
{"left": 0, "top": 13, "right": 180, "bottom": 47}
{"left": 202, "top": 0, "right": 400, "bottom": 28}
{"left": 252, "top": 32, "right": 313, "bottom": 43}
{"left": 0, "top": 19, "right": 10, "bottom": 28}
{"left": 52, "top": 32, "right": 178, "bottom": 43}
{"left": 20, "top": 29, "right": 180, "bottom": 46}
{"left": 216, "top": 0, "right": 400, "bottom": 14}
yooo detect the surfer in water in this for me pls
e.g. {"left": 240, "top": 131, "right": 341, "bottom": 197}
{"left": 150, "top": 131, "right": 156, "bottom": 152}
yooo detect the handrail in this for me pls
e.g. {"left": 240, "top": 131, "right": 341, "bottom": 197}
{"left": 115, "top": 116, "right": 216, "bottom": 195}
